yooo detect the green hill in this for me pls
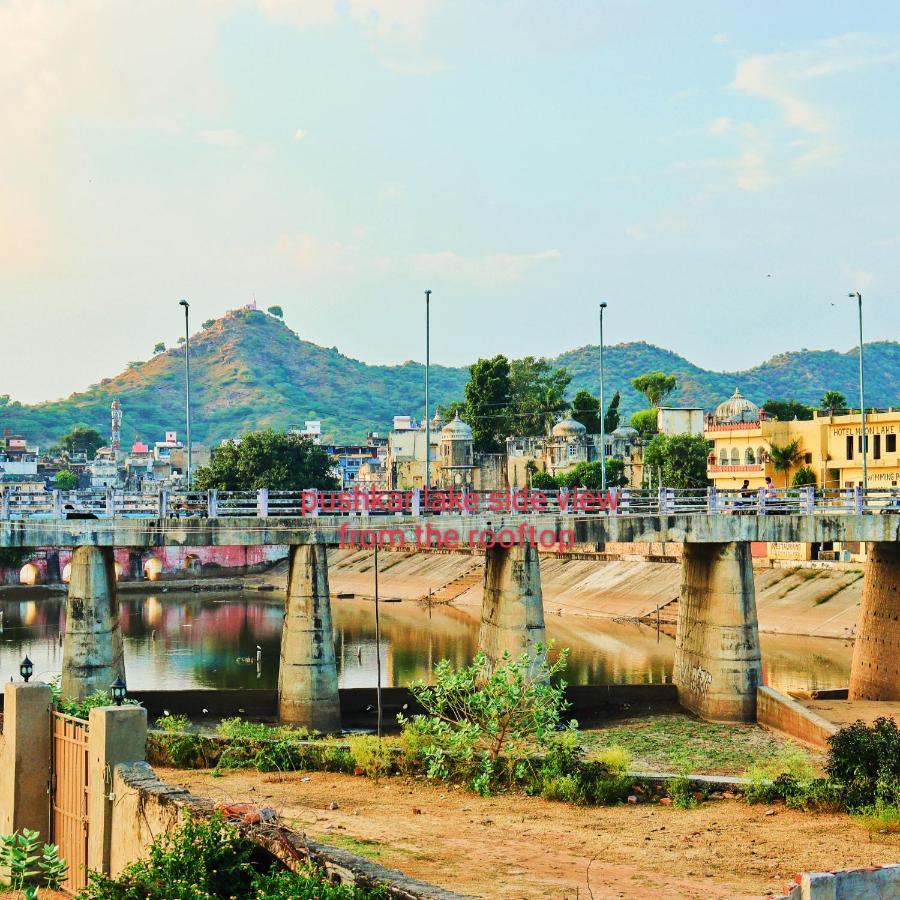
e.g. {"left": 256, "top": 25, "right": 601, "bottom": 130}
{"left": 0, "top": 308, "right": 896, "bottom": 446}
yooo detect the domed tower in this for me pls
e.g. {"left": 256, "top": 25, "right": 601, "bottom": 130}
{"left": 715, "top": 389, "right": 760, "bottom": 425}
{"left": 549, "top": 412, "right": 588, "bottom": 472}
{"left": 439, "top": 413, "right": 475, "bottom": 487}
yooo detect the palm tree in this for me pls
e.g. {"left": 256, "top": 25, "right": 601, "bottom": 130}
{"left": 820, "top": 390, "right": 847, "bottom": 415}
{"left": 769, "top": 439, "right": 803, "bottom": 487}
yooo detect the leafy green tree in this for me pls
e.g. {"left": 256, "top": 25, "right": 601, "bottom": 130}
{"left": 604, "top": 391, "right": 621, "bottom": 434}
{"left": 153, "top": 341, "right": 166, "bottom": 354}
{"left": 202, "top": 319, "right": 216, "bottom": 329}
{"left": 192, "top": 430, "right": 339, "bottom": 491}
{"left": 177, "top": 336, "right": 185, "bottom": 345}
{"left": 556, "top": 460, "right": 627, "bottom": 489}
{"left": 438, "top": 400, "right": 467, "bottom": 422}
{"left": 762, "top": 399, "right": 813, "bottom": 422}
{"left": 769, "top": 439, "right": 803, "bottom": 486}
{"left": 508, "top": 356, "right": 571, "bottom": 436}
{"left": 630, "top": 409, "right": 658, "bottom": 440}
{"left": 572, "top": 390, "right": 601, "bottom": 433}
{"left": 631, "top": 372, "right": 676, "bottom": 407}
{"left": 642, "top": 433, "right": 710, "bottom": 489}
{"left": 820, "top": 390, "right": 848, "bottom": 414}
{"left": 267, "top": 305, "right": 284, "bottom": 319}
{"left": 462, "top": 355, "right": 511, "bottom": 453}
{"left": 54, "top": 470, "right": 78, "bottom": 491}
{"left": 59, "top": 424, "right": 104, "bottom": 458}
{"left": 530, "top": 470, "right": 557, "bottom": 489}
{"left": 792, "top": 465, "right": 816, "bottom": 487}
{"left": 399, "top": 648, "right": 572, "bottom": 795}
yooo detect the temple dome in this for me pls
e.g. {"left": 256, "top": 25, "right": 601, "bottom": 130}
{"left": 715, "top": 388, "right": 760, "bottom": 423}
{"left": 441, "top": 412, "right": 473, "bottom": 440}
{"left": 551, "top": 413, "right": 587, "bottom": 437}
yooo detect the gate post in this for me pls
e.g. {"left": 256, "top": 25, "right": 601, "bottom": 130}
{"left": 0, "top": 682, "right": 52, "bottom": 838}
{"left": 87, "top": 706, "right": 147, "bottom": 876}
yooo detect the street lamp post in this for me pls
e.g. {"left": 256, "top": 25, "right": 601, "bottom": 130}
{"left": 848, "top": 291, "right": 868, "bottom": 493}
{"left": 424, "top": 290, "right": 431, "bottom": 496}
{"left": 178, "top": 299, "right": 193, "bottom": 489}
{"left": 599, "top": 302, "right": 608, "bottom": 493}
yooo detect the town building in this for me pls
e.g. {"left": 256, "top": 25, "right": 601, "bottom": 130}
{"left": 705, "top": 388, "right": 900, "bottom": 490}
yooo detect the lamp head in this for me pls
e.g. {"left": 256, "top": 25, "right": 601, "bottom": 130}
{"left": 111, "top": 675, "right": 127, "bottom": 706}
{"left": 20, "top": 656, "right": 33, "bottom": 683}
{"left": 847, "top": 292, "right": 857, "bottom": 298}
{"left": 600, "top": 301, "right": 608, "bottom": 309}
{"left": 179, "top": 299, "right": 189, "bottom": 308}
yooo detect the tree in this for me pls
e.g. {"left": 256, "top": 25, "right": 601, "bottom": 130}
{"left": 202, "top": 319, "right": 216, "bottom": 329}
{"left": 530, "top": 470, "right": 557, "bottom": 489}
{"left": 58, "top": 425, "right": 104, "bottom": 458}
{"left": 54, "top": 470, "right": 78, "bottom": 490}
{"left": 177, "top": 336, "right": 185, "bottom": 345}
{"left": 461, "top": 355, "right": 511, "bottom": 453}
{"left": 820, "top": 390, "right": 848, "bottom": 415}
{"left": 792, "top": 466, "right": 816, "bottom": 487}
{"left": 267, "top": 306, "right": 284, "bottom": 319}
{"left": 642, "top": 433, "right": 710, "bottom": 489}
{"left": 400, "top": 649, "right": 571, "bottom": 794}
{"left": 769, "top": 439, "right": 803, "bottom": 486}
{"left": 604, "top": 391, "right": 621, "bottom": 434}
{"left": 572, "top": 390, "right": 601, "bottom": 433}
{"left": 630, "top": 409, "right": 658, "bottom": 440}
{"left": 153, "top": 342, "right": 166, "bottom": 354}
{"left": 556, "top": 460, "right": 627, "bottom": 489}
{"left": 192, "top": 430, "right": 339, "bottom": 491}
{"left": 762, "top": 399, "right": 813, "bottom": 422}
{"left": 508, "top": 356, "right": 571, "bottom": 436}
{"left": 631, "top": 372, "right": 676, "bottom": 407}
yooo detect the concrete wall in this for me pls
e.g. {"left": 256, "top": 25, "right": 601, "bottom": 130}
{"left": 756, "top": 686, "right": 838, "bottom": 750}
{"left": 779, "top": 864, "right": 900, "bottom": 899}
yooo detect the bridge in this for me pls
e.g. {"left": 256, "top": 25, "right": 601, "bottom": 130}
{"left": 3, "top": 486, "right": 898, "bottom": 730}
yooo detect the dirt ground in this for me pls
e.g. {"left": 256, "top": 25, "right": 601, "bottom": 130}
{"left": 159, "top": 768, "right": 900, "bottom": 900}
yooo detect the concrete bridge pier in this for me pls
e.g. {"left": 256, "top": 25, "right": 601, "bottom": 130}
{"left": 673, "top": 541, "right": 761, "bottom": 722}
{"left": 849, "top": 542, "right": 900, "bottom": 700}
{"left": 61, "top": 545, "right": 125, "bottom": 702}
{"left": 478, "top": 541, "right": 547, "bottom": 671}
{"left": 278, "top": 543, "right": 341, "bottom": 732}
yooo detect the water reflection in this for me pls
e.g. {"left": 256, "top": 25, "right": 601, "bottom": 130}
{"left": 0, "top": 593, "right": 852, "bottom": 693}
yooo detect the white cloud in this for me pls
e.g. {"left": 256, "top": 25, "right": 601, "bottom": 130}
{"left": 411, "top": 249, "right": 561, "bottom": 285}
{"left": 712, "top": 33, "right": 729, "bottom": 45}
{"left": 380, "top": 57, "right": 444, "bottom": 75}
{"left": 197, "top": 128, "right": 244, "bottom": 149}
{"left": 274, "top": 233, "right": 348, "bottom": 273}
{"left": 294, "top": 128, "right": 309, "bottom": 141}
{"left": 706, "top": 116, "right": 732, "bottom": 136}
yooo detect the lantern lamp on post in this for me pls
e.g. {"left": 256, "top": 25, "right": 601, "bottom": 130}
{"left": 111, "top": 676, "right": 127, "bottom": 706}
{"left": 20, "top": 656, "right": 33, "bottom": 683}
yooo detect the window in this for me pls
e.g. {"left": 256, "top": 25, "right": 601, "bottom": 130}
{"left": 858, "top": 435, "right": 869, "bottom": 453}
{"left": 874, "top": 435, "right": 881, "bottom": 460}
{"left": 846, "top": 435, "right": 854, "bottom": 459}
{"left": 730, "top": 448, "right": 740, "bottom": 465}
{"left": 719, "top": 449, "right": 728, "bottom": 466}
{"left": 568, "top": 443, "right": 577, "bottom": 458}
{"left": 887, "top": 434, "right": 897, "bottom": 454}
{"left": 745, "top": 448, "right": 755, "bottom": 464}
{"left": 804, "top": 452, "right": 813, "bottom": 464}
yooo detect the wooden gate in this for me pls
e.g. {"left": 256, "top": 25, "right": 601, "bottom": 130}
{"left": 51, "top": 711, "right": 90, "bottom": 893}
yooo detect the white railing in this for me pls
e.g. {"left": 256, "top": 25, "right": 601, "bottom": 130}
{"left": 0, "top": 486, "right": 898, "bottom": 521}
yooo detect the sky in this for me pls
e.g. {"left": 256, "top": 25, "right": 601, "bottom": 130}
{"left": 1, "top": 0, "right": 899, "bottom": 404}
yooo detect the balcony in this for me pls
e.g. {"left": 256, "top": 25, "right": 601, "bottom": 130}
{"left": 708, "top": 463, "right": 766, "bottom": 474}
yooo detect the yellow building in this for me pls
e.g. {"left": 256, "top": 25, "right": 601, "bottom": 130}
{"left": 706, "top": 389, "right": 900, "bottom": 491}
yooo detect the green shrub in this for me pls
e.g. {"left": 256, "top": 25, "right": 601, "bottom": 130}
{"left": 1, "top": 829, "right": 68, "bottom": 899}
{"left": 348, "top": 735, "right": 394, "bottom": 780}
{"left": 77, "top": 813, "right": 383, "bottom": 899}
{"left": 853, "top": 801, "right": 900, "bottom": 835}
{"left": 744, "top": 748, "right": 818, "bottom": 804}
{"left": 153, "top": 715, "right": 207, "bottom": 768}
{"left": 534, "top": 733, "right": 633, "bottom": 806}
{"left": 826, "top": 717, "right": 900, "bottom": 810}
{"left": 399, "top": 646, "right": 572, "bottom": 796}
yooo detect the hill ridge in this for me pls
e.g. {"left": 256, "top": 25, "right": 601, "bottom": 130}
{"left": 0, "top": 308, "right": 896, "bottom": 445}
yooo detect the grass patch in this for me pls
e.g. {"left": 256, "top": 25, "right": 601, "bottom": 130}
{"left": 328, "top": 835, "right": 383, "bottom": 859}
{"left": 580, "top": 715, "right": 822, "bottom": 775}
{"left": 853, "top": 802, "right": 900, "bottom": 834}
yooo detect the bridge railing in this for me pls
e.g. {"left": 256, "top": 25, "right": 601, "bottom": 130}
{"left": 1, "top": 485, "right": 899, "bottom": 521}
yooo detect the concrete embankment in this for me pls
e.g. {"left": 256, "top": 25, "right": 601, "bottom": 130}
{"left": 324, "top": 548, "right": 864, "bottom": 640}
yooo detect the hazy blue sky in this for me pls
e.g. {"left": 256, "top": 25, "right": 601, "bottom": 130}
{"left": 2, "top": 1, "right": 899, "bottom": 403}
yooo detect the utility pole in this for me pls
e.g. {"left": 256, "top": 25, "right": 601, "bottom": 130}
{"left": 374, "top": 540, "right": 382, "bottom": 739}
{"left": 178, "top": 299, "right": 192, "bottom": 489}
{"left": 424, "top": 290, "right": 431, "bottom": 496}
{"left": 599, "top": 302, "right": 608, "bottom": 492}
{"left": 848, "top": 292, "right": 868, "bottom": 494}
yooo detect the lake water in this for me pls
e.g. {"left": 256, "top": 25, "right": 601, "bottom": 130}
{"left": 0, "top": 592, "right": 853, "bottom": 694}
